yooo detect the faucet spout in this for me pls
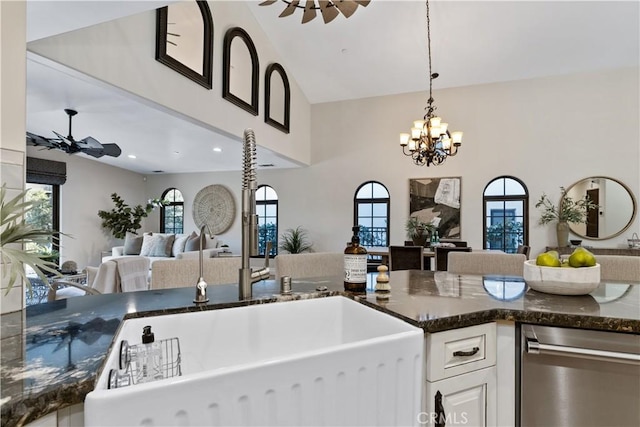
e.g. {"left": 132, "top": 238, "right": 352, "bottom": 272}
{"left": 239, "top": 129, "right": 270, "bottom": 300}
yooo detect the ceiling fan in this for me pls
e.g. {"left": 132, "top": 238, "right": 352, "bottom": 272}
{"left": 26, "top": 109, "right": 122, "bottom": 158}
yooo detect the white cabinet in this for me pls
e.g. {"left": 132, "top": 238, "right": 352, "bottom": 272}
{"left": 424, "top": 323, "right": 498, "bottom": 427}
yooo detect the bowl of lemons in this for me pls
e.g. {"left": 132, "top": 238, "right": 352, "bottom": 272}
{"left": 523, "top": 248, "right": 600, "bottom": 296}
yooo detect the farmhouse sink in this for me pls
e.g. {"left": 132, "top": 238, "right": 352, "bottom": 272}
{"left": 85, "top": 296, "right": 424, "bottom": 426}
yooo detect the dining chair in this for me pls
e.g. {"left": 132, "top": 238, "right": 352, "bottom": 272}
{"left": 447, "top": 252, "right": 526, "bottom": 276}
{"left": 434, "top": 246, "right": 472, "bottom": 271}
{"left": 596, "top": 255, "right": 640, "bottom": 282}
{"left": 275, "top": 252, "right": 344, "bottom": 280}
{"left": 516, "top": 244, "right": 531, "bottom": 259}
{"left": 389, "top": 246, "right": 424, "bottom": 271}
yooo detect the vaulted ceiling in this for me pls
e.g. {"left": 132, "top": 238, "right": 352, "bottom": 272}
{"left": 25, "top": 1, "right": 639, "bottom": 174}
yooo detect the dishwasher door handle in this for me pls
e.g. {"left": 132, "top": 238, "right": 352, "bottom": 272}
{"left": 526, "top": 338, "right": 640, "bottom": 365}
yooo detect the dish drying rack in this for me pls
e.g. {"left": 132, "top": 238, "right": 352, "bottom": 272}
{"left": 629, "top": 233, "right": 640, "bottom": 249}
{"left": 108, "top": 337, "right": 182, "bottom": 389}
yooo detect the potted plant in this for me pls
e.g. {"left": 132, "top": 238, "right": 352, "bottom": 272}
{"left": 279, "top": 226, "right": 313, "bottom": 254}
{"left": 1, "top": 184, "right": 62, "bottom": 294}
{"left": 405, "top": 216, "right": 435, "bottom": 247}
{"left": 535, "top": 187, "right": 598, "bottom": 247}
{"left": 97, "top": 193, "right": 166, "bottom": 239}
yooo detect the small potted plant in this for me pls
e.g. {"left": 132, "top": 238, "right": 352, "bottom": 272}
{"left": 279, "top": 226, "right": 313, "bottom": 254}
{"left": 405, "top": 216, "right": 434, "bottom": 247}
{"left": 535, "top": 187, "right": 598, "bottom": 247}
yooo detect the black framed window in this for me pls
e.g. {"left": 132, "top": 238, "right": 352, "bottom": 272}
{"left": 354, "top": 181, "right": 390, "bottom": 248}
{"left": 25, "top": 157, "right": 65, "bottom": 259}
{"left": 256, "top": 185, "right": 278, "bottom": 256}
{"left": 160, "top": 188, "right": 184, "bottom": 234}
{"left": 483, "top": 176, "right": 529, "bottom": 253}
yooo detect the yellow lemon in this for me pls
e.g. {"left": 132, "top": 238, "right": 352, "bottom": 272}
{"left": 536, "top": 252, "right": 561, "bottom": 267}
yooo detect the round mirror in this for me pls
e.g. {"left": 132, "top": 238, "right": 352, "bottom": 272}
{"left": 563, "top": 176, "right": 637, "bottom": 240}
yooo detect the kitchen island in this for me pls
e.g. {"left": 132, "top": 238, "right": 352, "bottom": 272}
{"left": 2, "top": 270, "right": 639, "bottom": 426}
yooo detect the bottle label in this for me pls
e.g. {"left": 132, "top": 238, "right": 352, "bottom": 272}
{"left": 344, "top": 254, "right": 367, "bottom": 283}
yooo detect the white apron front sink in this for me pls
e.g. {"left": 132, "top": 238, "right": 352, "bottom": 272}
{"left": 85, "top": 295, "right": 424, "bottom": 426}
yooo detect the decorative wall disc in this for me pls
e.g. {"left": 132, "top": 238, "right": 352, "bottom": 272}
{"left": 192, "top": 185, "right": 236, "bottom": 234}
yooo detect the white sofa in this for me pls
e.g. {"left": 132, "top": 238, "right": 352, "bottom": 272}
{"left": 102, "top": 232, "right": 227, "bottom": 266}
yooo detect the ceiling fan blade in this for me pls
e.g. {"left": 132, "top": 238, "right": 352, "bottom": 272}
{"left": 77, "top": 136, "right": 103, "bottom": 149}
{"left": 26, "top": 132, "right": 60, "bottom": 150}
{"left": 302, "top": 0, "right": 317, "bottom": 23}
{"left": 100, "top": 143, "right": 122, "bottom": 158}
{"left": 279, "top": 0, "right": 300, "bottom": 17}
{"left": 333, "top": 0, "right": 358, "bottom": 18}
{"left": 319, "top": 0, "right": 339, "bottom": 23}
{"left": 80, "top": 148, "right": 106, "bottom": 158}
{"left": 52, "top": 130, "right": 73, "bottom": 146}
{"left": 355, "top": 0, "right": 370, "bottom": 6}
{"left": 259, "top": 0, "right": 278, "bottom": 5}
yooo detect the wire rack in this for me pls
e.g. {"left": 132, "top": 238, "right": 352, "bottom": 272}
{"left": 108, "top": 337, "right": 181, "bottom": 389}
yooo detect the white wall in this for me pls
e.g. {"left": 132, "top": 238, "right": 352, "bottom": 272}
{"left": 147, "top": 67, "right": 639, "bottom": 260}
{"left": 27, "top": 1, "right": 311, "bottom": 166}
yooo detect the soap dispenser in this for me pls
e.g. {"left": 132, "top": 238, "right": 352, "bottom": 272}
{"left": 139, "top": 326, "right": 164, "bottom": 383}
{"left": 344, "top": 226, "right": 368, "bottom": 292}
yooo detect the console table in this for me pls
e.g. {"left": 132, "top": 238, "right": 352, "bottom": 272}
{"left": 546, "top": 247, "right": 640, "bottom": 256}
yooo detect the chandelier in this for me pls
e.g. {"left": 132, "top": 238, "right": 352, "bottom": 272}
{"left": 399, "top": 0, "right": 463, "bottom": 167}
{"left": 259, "top": 0, "right": 370, "bottom": 24}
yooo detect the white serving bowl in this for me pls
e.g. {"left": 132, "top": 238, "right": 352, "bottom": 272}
{"left": 523, "top": 260, "right": 601, "bottom": 296}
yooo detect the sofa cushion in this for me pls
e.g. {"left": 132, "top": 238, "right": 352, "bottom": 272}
{"left": 185, "top": 232, "right": 204, "bottom": 252}
{"left": 123, "top": 232, "right": 144, "bottom": 255}
{"left": 140, "top": 233, "right": 175, "bottom": 257}
{"left": 171, "top": 233, "right": 192, "bottom": 257}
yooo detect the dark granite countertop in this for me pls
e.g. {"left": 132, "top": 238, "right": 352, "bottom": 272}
{"left": 2, "top": 271, "right": 639, "bottom": 426}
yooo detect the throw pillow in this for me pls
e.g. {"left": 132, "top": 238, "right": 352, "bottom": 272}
{"left": 184, "top": 232, "right": 203, "bottom": 252}
{"left": 123, "top": 232, "right": 144, "bottom": 255}
{"left": 172, "top": 233, "right": 191, "bottom": 257}
{"left": 140, "top": 234, "right": 176, "bottom": 257}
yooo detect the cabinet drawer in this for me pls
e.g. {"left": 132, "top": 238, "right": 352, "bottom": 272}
{"left": 423, "top": 365, "right": 497, "bottom": 427}
{"left": 426, "top": 322, "right": 496, "bottom": 381}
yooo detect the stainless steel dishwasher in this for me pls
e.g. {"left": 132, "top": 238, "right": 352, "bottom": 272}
{"left": 520, "top": 324, "right": 640, "bottom": 426}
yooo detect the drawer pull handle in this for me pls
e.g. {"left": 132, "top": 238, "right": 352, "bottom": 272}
{"left": 453, "top": 346, "right": 479, "bottom": 357}
{"left": 435, "top": 390, "right": 446, "bottom": 427}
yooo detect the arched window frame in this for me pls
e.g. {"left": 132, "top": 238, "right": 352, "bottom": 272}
{"left": 353, "top": 181, "right": 390, "bottom": 248}
{"left": 256, "top": 184, "right": 278, "bottom": 257}
{"left": 483, "top": 176, "right": 529, "bottom": 253}
{"left": 160, "top": 188, "right": 184, "bottom": 234}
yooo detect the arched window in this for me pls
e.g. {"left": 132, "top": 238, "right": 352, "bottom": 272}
{"left": 256, "top": 185, "right": 278, "bottom": 256}
{"left": 160, "top": 188, "right": 184, "bottom": 234}
{"left": 483, "top": 176, "right": 529, "bottom": 253}
{"left": 354, "top": 181, "right": 390, "bottom": 247}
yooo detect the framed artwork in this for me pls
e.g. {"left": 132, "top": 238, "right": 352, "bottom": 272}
{"left": 155, "top": 0, "right": 214, "bottom": 89}
{"left": 409, "top": 177, "right": 461, "bottom": 238}
{"left": 222, "top": 27, "right": 259, "bottom": 116}
{"left": 264, "top": 63, "right": 291, "bottom": 134}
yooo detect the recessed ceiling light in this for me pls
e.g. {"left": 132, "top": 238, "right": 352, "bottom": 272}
{"left": 173, "top": 151, "right": 180, "bottom": 155}
{"left": 213, "top": 147, "right": 222, "bottom": 152}
{"left": 128, "top": 154, "right": 137, "bottom": 159}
